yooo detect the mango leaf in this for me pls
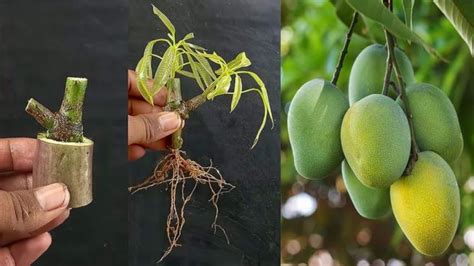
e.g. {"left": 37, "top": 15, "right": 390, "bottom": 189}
{"left": 345, "top": 0, "right": 440, "bottom": 57}
{"left": 227, "top": 52, "right": 251, "bottom": 71}
{"left": 207, "top": 75, "right": 231, "bottom": 100}
{"left": 135, "top": 57, "right": 154, "bottom": 105}
{"left": 185, "top": 53, "right": 205, "bottom": 90}
{"left": 230, "top": 74, "right": 242, "bottom": 112}
{"left": 331, "top": 0, "right": 376, "bottom": 41}
{"left": 182, "top": 32, "right": 194, "bottom": 42}
{"left": 402, "top": 0, "right": 414, "bottom": 30}
{"left": 176, "top": 70, "right": 195, "bottom": 79}
{"left": 242, "top": 71, "right": 274, "bottom": 127}
{"left": 153, "top": 46, "right": 176, "bottom": 95}
{"left": 152, "top": 4, "right": 175, "bottom": 36}
{"left": 434, "top": 0, "right": 474, "bottom": 56}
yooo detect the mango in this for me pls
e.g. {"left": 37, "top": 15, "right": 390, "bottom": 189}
{"left": 288, "top": 79, "right": 349, "bottom": 179}
{"left": 398, "top": 83, "right": 463, "bottom": 163}
{"left": 341, "top": 94, "right": 410, "bottom": 188}
{"left": 342, "top": 160, "right": 391, "bottom": 219}
{"left": 391, "top": 151, "right": 460, "bottom": 256}
{"left": 348, "top": 44, "right": 415, "bottom": 105}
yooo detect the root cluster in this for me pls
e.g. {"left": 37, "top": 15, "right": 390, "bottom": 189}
{"left": 129, "top": 149, "right": 235, "bottom": 262}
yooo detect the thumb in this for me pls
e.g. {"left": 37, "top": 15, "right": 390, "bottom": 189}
{"left": 128, "top": 112, "right": 181, "bottom": 145}
{"left": 0, "top": 183, "right": 69, "bottom": 246}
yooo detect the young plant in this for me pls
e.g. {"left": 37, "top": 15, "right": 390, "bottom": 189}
{"left": 129, "top": 5, "right": 273, "bottom": 262}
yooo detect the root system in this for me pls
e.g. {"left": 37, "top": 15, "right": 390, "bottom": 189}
{"left": 129, "top": 149, "right": 235, "bottom": 262}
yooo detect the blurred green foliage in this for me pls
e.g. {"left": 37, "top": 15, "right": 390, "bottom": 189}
{"left": 281, "top": 0, "right": 474, "bottom": 264}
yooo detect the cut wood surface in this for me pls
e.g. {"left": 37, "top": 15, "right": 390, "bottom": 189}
{"left": 33, "top": 134, "right": 93, "bottom": 208}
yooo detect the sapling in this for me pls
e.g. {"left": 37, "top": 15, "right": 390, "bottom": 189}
{"left": 25, "top": 77, "right": 93, "bottom": 208}
{"left": 129, "top": 5, "right": 273, "bottom": 262}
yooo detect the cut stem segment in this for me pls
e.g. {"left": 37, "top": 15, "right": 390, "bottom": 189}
{"left": 167, "top": 78, "right": 184, "bottom": 149}
{"left": 26, "top": 77, "right": 88, "bottom": 142}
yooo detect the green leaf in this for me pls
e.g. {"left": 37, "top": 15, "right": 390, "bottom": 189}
{"left": 152, "top": 4, "right": 175, "bottom": 36}
{"left": 331, "top": 0, "right": 378, "bottom": 41}
{"left": 216, "top": 52, "right": 252, "bottom": 75}
{"left": 153, "top": 46, "right": 176, "bottom": 95}
{"left": 434, "top": 0, "right": 474, "bottom": 56}
{"left": 207, "top": 75, "right": 231, "bottom": 100}
{"left": 186, "top": 53, "right": 205, "bottom": 90}
{"left": 242, "top": 71, "right": 274, "bottom": 127}
{"left": 402, "top": 0, "right": 414, "bottom": 30}
{"left": 230, "top": 74, "right": 242, "bottom": 112}
{"left": 345, "top": 0, "right": 440, "bottom": 57}
{"left": 135, "top": 57, "right": 154, "bottom": 105}
{"left": 176, "top": 70, "right": 195, "bottom": 79}
{"left": 182, "top": 32, "right": 194, "bottom": 41}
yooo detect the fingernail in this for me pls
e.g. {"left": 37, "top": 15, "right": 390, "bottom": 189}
{"left": 159, "top": 112, "right": 181, "bottom": 131}
{"left": 35, "top": 183, "right": 70, "bottom": 211}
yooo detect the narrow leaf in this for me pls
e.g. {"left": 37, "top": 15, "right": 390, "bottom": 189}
{"left": 135, "top": 57, "right": 154, "bottom": 104}
{"left": 230, "top": 75, "right": 242, "bottom": 112}
{"left": 152, "top": 4, "right": 175, "bottom": 36}
{"left": 207, "top": 75, "right": 231, "bottom": 100}
{"left": 186, "top": 53, "right": 205, "bottom": 90}
{"left": 402, "top": 0, "right": 414, "bottom": 30}
{"left": 345, "top": 0, "right": 440, "bottom": 57}
{"left": 243, "top": 71, "right": 274, "bottom": 127}
{"left": 153, "top": 46, "right": 176, "bottom": 95}
{"left": 176, "top": 70, "right": 195, "bottom": 79}
{"left": 434, "top": 0, "right": 474, "bottom": 56}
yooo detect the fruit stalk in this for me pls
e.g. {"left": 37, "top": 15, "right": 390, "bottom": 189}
{"left": 331, "top": 12, "right": 359, "bottom": 86}
{"left": 383, "top": 3, "right": 419, "bottom": 175}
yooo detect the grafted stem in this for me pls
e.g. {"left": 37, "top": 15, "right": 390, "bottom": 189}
{"left": 331, "top": 12, "right": 359, "bottom": 86}
{"left": 25, "top": 77, "right": 88, "bottom": 142}
{"left": 167, "top": 78, "right": 184, "bottom": 149}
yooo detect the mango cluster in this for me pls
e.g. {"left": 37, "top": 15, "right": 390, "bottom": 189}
{"left": 287, "top": 44, "right": 463, "bottom": 256}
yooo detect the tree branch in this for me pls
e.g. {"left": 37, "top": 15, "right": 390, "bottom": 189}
{"left": 331, "top": 12, "right": 359, "bottom": 86}
{"left": 25, "top": 77, "right": 88, "bottom": 142}
{"left": 25, "top": 98, "right": 55, "bottom": 130}
{"left": 385, "top": 29, "right": 419, "bottom": 176}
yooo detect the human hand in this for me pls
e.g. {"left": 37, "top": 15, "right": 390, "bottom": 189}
{"left": 128, "top": 70, "right": 183, "bottom": 160}
{"left": 0, "top": 138, "right": 70, "bottom": 266}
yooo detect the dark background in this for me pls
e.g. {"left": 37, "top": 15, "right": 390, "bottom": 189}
{"left": 0, "top": 1, "right": 128, "bottom": 265}
{"left": 128, "top": 0, "right": 280, "bottom": 265}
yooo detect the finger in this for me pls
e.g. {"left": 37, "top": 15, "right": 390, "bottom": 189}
{"left": 0, "top": 183, "right": 70, "bottom": 246}
{"left": 128, "top": 98, "right": 162, "bottom": 116}
{"left": 0, "top": 172, "right": 33, "bottom": 191}
{"left": 0, "top": 138, "right": 37, "bottom": 173}
{"left": 128, "top": 112, "right": 181, "bottom": 145}
{"left": 128, "top": 69, "right": 167, "bottom": 106}
{"left": 31, "top": 209, "right": 70, "bottom": 236}
{"left": 9, "top": 232, "right": 52, "bottom": 266}
{"left": 142, "top": 139, "right": 168, "bottom": 151}
{"left": 128, "top": 145, "right": 146, "bottom": 161}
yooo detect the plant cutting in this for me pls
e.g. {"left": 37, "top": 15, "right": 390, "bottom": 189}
{"left": 25, "top": 77, "right": 93, "bottom": 208}
{"left": 128, "top": 5, "right": 273, "bottom": 262}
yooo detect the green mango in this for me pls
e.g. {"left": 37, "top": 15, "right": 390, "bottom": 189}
{"left": 398, "top": 83, "right": 463, "bottom": 163}
{"left": 348, "top": 44, "right": 415, "bottom": 105}
{"left": 341, "top": 94, "right": 410, "bottom": 188}
{"left": 288, "top": 79, "right": 349, "bottom": 179}
{"left": 391, "top": 151, "right": 460, "bottom": 256}
{"left": 342, "top": 160, "right": 391, "bottom": 219}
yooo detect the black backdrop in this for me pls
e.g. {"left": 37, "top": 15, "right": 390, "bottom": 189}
{"left": 128, "top": 0, "right": 280, "bottom": 265}
{"left": 0, "top": 1, "right": 128, "bottom": 265}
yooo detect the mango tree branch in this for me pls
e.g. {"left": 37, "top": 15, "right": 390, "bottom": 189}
{"left": 385, "top": 28, "right": 419, "bottom": 176}
{"left": 331, "top": 12, "right": 359, "bottom": 86}
{"left": 25, "top": 77, "right": 88, "bottom": 143}
{"left": 25, "top": 99, "right": 55, "bottom": 130}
